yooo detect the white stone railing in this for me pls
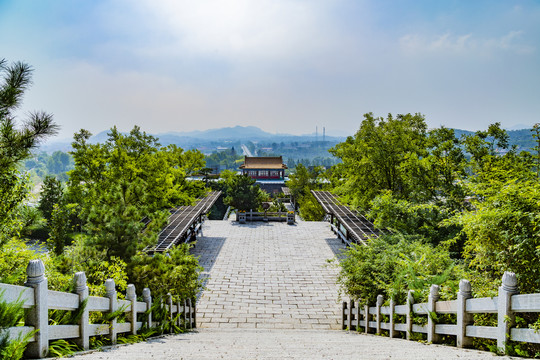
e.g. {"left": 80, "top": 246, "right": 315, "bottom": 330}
{"left": 237, "top": 210, "right": 295, "bottom": 224}
{"left": 342, "top": 272, "right": 540, "bottom": 355}
{"left": 0, "top": 259, "right": 196, "bottom": 358}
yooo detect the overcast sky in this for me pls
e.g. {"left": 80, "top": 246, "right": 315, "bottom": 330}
{"left": 1, "top": 0, "right": 539, "bottom": 140}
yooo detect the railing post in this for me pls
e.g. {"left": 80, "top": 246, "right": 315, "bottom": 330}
{"left": 353, "top": 301, "right": 359, "bottom": 330}
{"left": 143, "top": 288, "right": 152, "bottom": 329}
{"left": 126, "top": 284, "right": 137, "bottom": 335}
{"left": 497, "top": 272, "right": 518, "bottom": 354}
{"left": 376, "top": 295, "right": 383, "bottom": 334}
{"left": 389, "top": 298, "right": 395, "bottom": 338}
{"left": 342, "top": 301, "right": 347, "bottom": 330}
{"left": 74, "top": 272, "right": 90, "bottom": 350}
{"left": 457, "top": 279, "right": 473, "bottom": 348}
{"left": 364, "top": 304, "right": 369, "bottom": 334}
{"left": 24, "top": 259, "right": 49, "bottom": 359}
{"left": 177, "top": 300, "right": 182, "bottom": 328}
{"left": 167, "top": 293, "right": 173, "bottom": 333}
{"left": 191, "top": 298, "right": 196, "bottom": 328}
{"left": 427, "top": 284, "right": 440, "bottom": 344}
{"left": 105, "top": 279, "right": 117, "bottom": 344}
{"left": 184, "top": 299, "right": 189, "bottom": 329}
{"left": 348, "top": 300, "right": 355, "bottom": 331}
{"left": 406, "top": 290, "right": 414, "bottom": 340}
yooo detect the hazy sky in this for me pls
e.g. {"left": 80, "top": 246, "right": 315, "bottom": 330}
{"left": 1, "top": 0, "right": 539, "bottom": 140}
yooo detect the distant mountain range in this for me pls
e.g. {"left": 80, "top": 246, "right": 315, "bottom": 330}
{"left": 39, "top": 126, "right": 346, "bottom": 152}
{"left": 39, "top": 125, "right": 537, "bottom": 154}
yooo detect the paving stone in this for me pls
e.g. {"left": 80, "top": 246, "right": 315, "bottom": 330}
{"left": 192, "top": 220, "right": 345, "bottom": 330}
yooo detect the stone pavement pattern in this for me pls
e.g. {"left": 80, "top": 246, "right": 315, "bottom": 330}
{"left": 68, "top": 220, "right": 517, "bottom": 359}
{"left": 69, "top": 329, "right": 516, "bottom": 360}
{"left": 191, "top": 220, "right": 345, "bottom": 329}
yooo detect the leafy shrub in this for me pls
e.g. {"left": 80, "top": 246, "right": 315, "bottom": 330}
{"left": 335, "top": 234, "right": 465, "bottom": 304}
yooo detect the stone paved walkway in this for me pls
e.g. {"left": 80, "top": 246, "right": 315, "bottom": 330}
{"left": 191, "top": 220, "right": 345, "bottom": 330}
{"left": 69, "top": 329, "right": 515, "bottom": 360}
{"left": 68, "top": 220, "right": 517, "bottom": 359}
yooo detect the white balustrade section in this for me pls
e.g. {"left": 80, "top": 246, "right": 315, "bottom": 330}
{"left": 341, "top": 271, "right": 540, "bottom": 355}
{"left": 0, "top": 259, "right": 196, "bottom": 359}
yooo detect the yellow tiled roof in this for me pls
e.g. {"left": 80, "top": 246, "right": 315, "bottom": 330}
{"left": 239, "top": 156, "right": 288, "bottom": 169}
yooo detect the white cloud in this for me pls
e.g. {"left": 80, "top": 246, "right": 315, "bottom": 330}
{"left": 130, "top": 0, "right": 335, "bottom": 62}
{"left": 399, "top": 30, "right": 535, "bottom": 56}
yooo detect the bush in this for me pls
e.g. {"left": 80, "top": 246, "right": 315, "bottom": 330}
{"left": 335, "top": 234, "right": 465, "bottom": 304}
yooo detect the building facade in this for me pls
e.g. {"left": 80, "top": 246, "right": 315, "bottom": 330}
{"left": 239, "top": 156, "right": 287, "bottom": 180}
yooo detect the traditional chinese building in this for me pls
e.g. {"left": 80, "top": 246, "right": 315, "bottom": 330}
{"left": 239, "top": 156, "right": 287, "bottom": 180}
{"left": 239, "top": 156, "right": 288, "bottom": 195}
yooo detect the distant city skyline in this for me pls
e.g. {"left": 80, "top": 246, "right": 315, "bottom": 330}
{"left": 1, "top": 0, "right": 539, "bottom": 142}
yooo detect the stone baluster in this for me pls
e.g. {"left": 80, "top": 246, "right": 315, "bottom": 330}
{"left": 427, "top": 285, "right": 440, "bottom": 344}
{"left": 105, "top": 279, "right": 117, "bottom": 344}
{"left": 167, "top": 293, "right": 173, "bottom": 333}
{"left": 389, "top": 298, "right": 395, "bottom": 338}
{"left": 143, "top": 288, "right": 152, "bottom": 328}
{"left": 364, "top": 304, "right": 369, "bottom": 334}
{"left": 177, "top": 300, "right": 182, "bottom": 328}
{"left": 74, "top": 272, "right": 90, "bottom": 350}
{"left": 457, "top": 279, "right": 473, "bottom": 348}
{"left": 126, "top": 284, "right": 137, "bottom": 335}
{"left": 24, "top": 259, "right": 49, "bottom": 359}
{"left": 188, "top": 298, "right": 194, "bottom": 329}
{"left": 342, "top": 301, "right": 347, "bottom": 330}
{"left": 406, "top": 290, "right": 414, "bottom": 340}
{"left": 376, "top": 295, "right": 383, "bottom": 334}
{"left": 497, "top": 272, "right": 518, "bottom": 354}
{"left": 348, "top": 300, "right": 355, "bottom": 331}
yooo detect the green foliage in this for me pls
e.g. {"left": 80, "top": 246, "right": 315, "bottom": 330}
{"left": 286, "top": 163, "right": 327, "bottom": 220}
{"left": 450, "top": 177, "right": 540, "bottom": 294}
{"left": 47, "top": 202, "right": 76, "bottom": 255}
{"left": 48, "top": 339, "right": 81, "bottom": 358}
{"left": 0, "top": 290, "right": 33, "bottom": 360}
{"left": 369, "top": 191, "right": 459, "bottom": 246}
{"left": 0, "top": 238, "right": 43, "bottom": 285}
{"left": 330, "top": 113, "right": 428, "bottom": 210}
{"left": 222, "top": 174, "right": 266, "bottom": 211}
{"left": 204, "top": 148, "right": 243, "bottom": 170}
{"left": 38, "top": 175, "right": 64, "bottom": 224}
{"left": 67, "top": 126, "right": 205, "bottom": 262}
{"left": 54, "top": 236, "right": 128, "bottom": 295}
{"left": 0, "top": 59, "right": 58, "bottom": 246}
{"left": 298, "top": 192, "right": 325, "bottom": 221}
{"left": 335, "top": 235, "right": 464, "bottom": 304}
{"left": 130, "top": 244, "right": 202, "bottom": 301}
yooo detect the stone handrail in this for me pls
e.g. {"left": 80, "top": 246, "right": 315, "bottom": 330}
{"left": 237, "top": 210, "right": 295, "bottom": 224}
{"left": 342, "top": 272, "right": 540, "bottom": 355}
{"left": 0, "top": 259, "right": 195, "bottom": 358}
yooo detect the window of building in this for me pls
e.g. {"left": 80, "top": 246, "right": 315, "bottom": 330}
{"left": 270, "top": 171, "right": 279, "bottom": 177}
{"left": 259, "top": 170, "right": 269, "bottom": 177}
{"left": 249, "top": 170, "right": 257, "bottom": 176}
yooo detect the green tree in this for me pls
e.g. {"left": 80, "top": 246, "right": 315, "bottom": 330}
{"left": 448, "top": 164, "right": 540, "bottom": 294}
{"left": 329, "top": 113, "right": 428, "bottom": 210}
{"left": 38, "top": 175, "right": 64, "bottom": 224}
{"left": 0, "top": 58, "right": 58, "bottom": 245}
{"left": 223, "top": 174, "right": 265, "bottom": 211}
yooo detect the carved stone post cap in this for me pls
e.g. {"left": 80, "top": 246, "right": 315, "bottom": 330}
{"left": 430, "top": 284, "right": 440, "bottom": 296}
{"left": 458, "top": 279, "right": 472, "bottom": 296}
{"left": 105, "top": 279, "right": 116, "bottom": 296}
{"left": 407, "top": 290, "right": 414, "bottom": 302}
{"left": 26, "top": 259, "right": 45, "bottom": 284}
{"left": 142, "top": 288, "right": 151, "bottom": 301}
{"left": 126, "top": 284, "right": 136, "bottom": 300}
{"left": 501, "top": 272, "right": 518, "bottom": 292}
{"left": 74, "top": 272, "right": 88, "bottom": 292}
{"left": 376, "top": 294, "right": 384, "bottom": 306}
